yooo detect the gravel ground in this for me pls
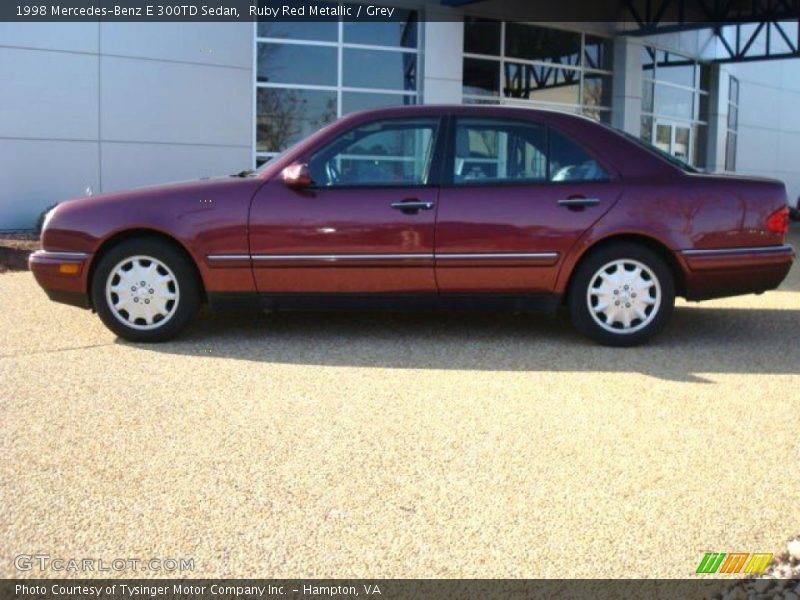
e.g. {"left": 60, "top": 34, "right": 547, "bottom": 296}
{"left": 1, "top": 228, "right": 798, "bottom": 585}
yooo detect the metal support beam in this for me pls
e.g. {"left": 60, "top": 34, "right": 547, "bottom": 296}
{"left": 620, "top": 0, "right": 800, "bottom": 62}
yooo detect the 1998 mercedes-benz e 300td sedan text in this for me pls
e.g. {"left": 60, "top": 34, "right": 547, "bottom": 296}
{"left": 30, "top": 106, "right": 794, "bottom": 346}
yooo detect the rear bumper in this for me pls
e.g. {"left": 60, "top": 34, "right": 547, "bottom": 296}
{"left": 28, "top": 250, "right": 92, "bottom": 308}
{"left": 679, "top": 244, "right": 795, "bottom": 300}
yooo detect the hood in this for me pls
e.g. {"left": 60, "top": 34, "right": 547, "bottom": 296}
{"left": 58, "top": 175, "right": 264, "bottom": 211}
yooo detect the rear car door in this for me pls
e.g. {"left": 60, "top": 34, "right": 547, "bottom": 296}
{"left": 249, "top": 116, "right": 443, "bottom": 293}
{"left": 435, "top": 116, "right": 622, "bottom": 293}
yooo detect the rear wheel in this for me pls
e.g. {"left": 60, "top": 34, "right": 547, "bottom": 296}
{"left": 91, "top": 238, "right": 200, "bottom": 342}
{"left": 568, "top": 242, "right": 675, "bottom": 346}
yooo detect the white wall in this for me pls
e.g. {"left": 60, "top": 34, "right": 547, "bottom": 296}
{"left": 0, "top": 22, "right": 253, "bottom": 230}
{"left": 725, "top": 59, "right": 800, "bottom": 208}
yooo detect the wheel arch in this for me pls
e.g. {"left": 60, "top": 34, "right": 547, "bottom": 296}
{"left": 87, "top": 228, "right": 206, "bottom": 307}
{"left": 562, "top": 233, "right": 687, "bottom": 302}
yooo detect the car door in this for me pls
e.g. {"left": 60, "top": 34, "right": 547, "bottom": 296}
{"left": 435, "top": 116, "right": 623, "bottom": 293}
{"left": 249, "top": 116, "right": 443, "bottom": 293}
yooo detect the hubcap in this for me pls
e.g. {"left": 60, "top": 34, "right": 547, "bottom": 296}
{"left": 586, "top": 259, "right": 661, "bottom": 334}
{"left": 105, "top": 255, "right": 179, "bottom": 330}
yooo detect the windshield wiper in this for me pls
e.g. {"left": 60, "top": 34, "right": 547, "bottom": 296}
{"left": 231, "top": 169, "right": 255, "bottom": 178}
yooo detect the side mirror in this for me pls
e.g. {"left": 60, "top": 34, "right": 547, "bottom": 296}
{"left": 282, "top": 162, "right": 312, "bottom": 189}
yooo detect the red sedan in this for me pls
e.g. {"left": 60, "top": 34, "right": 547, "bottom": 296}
{"left": 30, "top": 106, "right": 794, "bottom": 345}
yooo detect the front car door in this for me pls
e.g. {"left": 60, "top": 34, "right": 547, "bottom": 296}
{"left": 249, "top": 116, "right": 443, "bottom": 294}
{"left": 435, "top": 116, "right": 623, "bottom": 294}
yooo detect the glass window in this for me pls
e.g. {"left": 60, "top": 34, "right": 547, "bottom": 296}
{"left": 256, "top": 43, "right": 337, "bottom": 86}
{"left": 673, "top": 126, "right": 691, "bottom": 163}
{"left": 641, "top": 80, "right": 654, "bottom": 113}
{"left": 654, "top": 123, "right": 671, "bottom": 154}
{"left": 343, "top": 48, "right": 416, "bottom": 91}
{"left": 725, "top": 104, "right": 736, "bottom": 131}
{"left": 342, "top": 92, "right": 416, "bottom": 115}
{"left": 255, "top": 11, "right": 422, "bottom": 168}
{"left": 584, "top": 35, "right": 614, "bottom": 71}
{"left": 461, "top": 21, "right": 613, "bottom": 118}
{"left": 464, "top": 16, "right": 501, "bottom": 55}
{"left": 639, "top": 45, "right": 711, "bottom": 169}
{"left": 582, "top": 107, "right": 612, "bottom": 125}
{"left": 654, "top": 84, "right": 694, "bottom": 119}
{"left": 725, "top": 131, "right": 737, "bottom": 171}
{"left": 257, "top": 21, "right": 338, "bottom": 42}
{"left": 640, "top": 116, "right": 653, "bottom": 142}
{"left": 452, "top": 119, "right": 547, "bottom": 184}
{"left": 256, "top": 88, "right": 337, "bottom": 152}
{"left": 725, "top": 76, "right": 739, "bottom": 171}
{"left": 343, "top": 10, "right": 418, "bottom": 48}
{"left": 729, "top": 77, "right": 739, "bottom": 102}
{"left": 463, "top": 58, "right": 500, "bottom": 97}
{"left": 658, "top": 54, "right": 695, "bottom": 88}
{"left": 582, "top": 73, "right": 613, "bottom": 108}
{"left": 693, "top": 123, "right": 707, "bottom": 169}
{"left": 698, "top": 91, "right": 710, "bottom": 122}
{"left": 308, "top": 118, "right": 438, "bottom": 187}
{"left": 505, "top": 23, "right": 580, "bottom": 66}
{"left": 549, "top": 130, "right": 608, "bottom": 182}
{"left": 504, "top": 63, "right": 580, "bottom": 105}
{"left": 699, "top": 64, "right": 712, "bottom": 91}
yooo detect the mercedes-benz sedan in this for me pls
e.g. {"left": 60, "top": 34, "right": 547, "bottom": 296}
{"left": 31, "top": 106, "right": 795, "bottom": 345}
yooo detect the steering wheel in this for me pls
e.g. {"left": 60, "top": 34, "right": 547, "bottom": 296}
{"left": 325, "top": 161, "right": 341, "bottom": 185}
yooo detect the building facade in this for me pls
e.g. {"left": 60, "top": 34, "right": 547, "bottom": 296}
{"left": 1, "top": 9, "right": 799, "bottom": 229}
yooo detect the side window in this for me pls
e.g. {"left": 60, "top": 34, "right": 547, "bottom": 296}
{"left": 549, "top": 129, "right": 609, "bottom": 182}
{"left": 308, "top": 118, "right": 438, "bottom": 187}
{"left": 453, "top": 119, "right": 547, "bottom": 184}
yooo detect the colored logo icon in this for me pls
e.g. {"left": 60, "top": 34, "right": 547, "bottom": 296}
{"left": 696, "top": 552, "right": 773, "bottom": 574}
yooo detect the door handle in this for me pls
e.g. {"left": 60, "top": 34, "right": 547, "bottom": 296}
{"left": 557, "top": 197, "right": 600, "bottom": 208}
{"left": 391, "top": 199, "right": 435, "bottom": 214}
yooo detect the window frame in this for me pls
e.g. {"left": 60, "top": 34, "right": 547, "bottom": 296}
{"left": 442, "top": 116, "right": 613, "bottom": 188}
{"left": 305, "top": 116, "right": 448, "bottom": 191}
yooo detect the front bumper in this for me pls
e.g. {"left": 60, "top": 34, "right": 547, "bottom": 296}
{"left": 679, "top": 244, "right": 795, "bottom": 300}
{"left": 28, "top": 250, "right": 92, "bottom": 308}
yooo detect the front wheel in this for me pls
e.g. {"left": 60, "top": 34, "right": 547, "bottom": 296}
{"left": 91, "top": 238, "right": 200, "bottom": 342}
{"left": 568, "top": 243, "right": 675, "bottom": 346}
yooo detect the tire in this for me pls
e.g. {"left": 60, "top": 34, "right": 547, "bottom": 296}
{"left": 91, "top": 237, "right": 201, "bottom": 342}
{"left": 568, "top": 242, "right": 675, "bottom": 347}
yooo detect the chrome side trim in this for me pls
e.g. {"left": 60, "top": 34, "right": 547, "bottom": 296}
{"left": 207, "top": 252, "right": 560, "bottom": 262}
{"left": 207, "top": 254, "right": 250, "bottom": 261}
{"left": 436, "top": 252, "right": 558, "bottom": 260}
{"left": 252, "top": 254, "right": 431, "bottom": 261}
{"left": 33, "top": 250, "right": 89, "bottom": 260}
{"left": 680, "top": 244, "right": 794, "bottom": 256}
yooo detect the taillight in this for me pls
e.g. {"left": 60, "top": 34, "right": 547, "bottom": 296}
{"left": 766, "top": 206, "right": 789, "bottom": 234}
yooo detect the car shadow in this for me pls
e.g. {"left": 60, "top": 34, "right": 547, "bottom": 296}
{"left": 136, "top": 304, "right": 800, "bottom": 383}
